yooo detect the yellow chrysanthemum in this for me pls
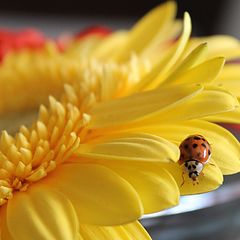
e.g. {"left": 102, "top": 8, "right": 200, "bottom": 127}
{"left": 0, "top": 1, "right": 240, "bottom": 239}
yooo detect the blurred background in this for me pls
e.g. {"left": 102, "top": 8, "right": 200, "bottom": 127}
{"left": 1, "top": 0, "right": 240, "bottom": 239}
{"left": 1, "top": 0, "right": 240, "bottom": 37}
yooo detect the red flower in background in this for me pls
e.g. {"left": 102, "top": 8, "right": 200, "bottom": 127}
{"left": 56, "top": 25, "right": 112, "bottom": 51}
{"left": 0, "top": 26, "right": 112, "bottom": 59}
{"left": 74, "top": 25, "right": 112, "bottom": 39}
{"left": 0, "top": 28, "right": 46, "bottom": 61}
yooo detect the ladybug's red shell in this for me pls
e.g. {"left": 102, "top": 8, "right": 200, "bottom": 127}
{"left": 179, "top": 134, "right": 211, "bottom": 165}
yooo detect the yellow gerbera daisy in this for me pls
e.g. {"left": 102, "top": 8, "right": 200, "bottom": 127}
{"left": 0, "top": 66, "right": 238, "bottom": 239}
{"left": 0, "top": 1, "right": 240, "bottom": 239}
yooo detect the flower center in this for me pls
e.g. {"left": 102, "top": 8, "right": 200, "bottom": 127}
{"left": 0, "top": 96, "right": 91, "bottom": 206}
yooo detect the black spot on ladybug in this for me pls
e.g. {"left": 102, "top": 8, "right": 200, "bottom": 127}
{"left": 208, "top": 149, "right": 211, "bottom": 155}
{"left": 193, "top": 165, "right": 196, "bottom": 169}
{"left": 192, "top": 143, "right": 198, "bottom": 148}
{"left": 195, "top": 161, "right": 199, "bottom": 165}
{"left": 201, "top": 143, "right": 206, "bottom": 148}
{"left": 193, "top": 136, "right": 201, "bottom": 140}
{"left": 202, "top": 138, "right": 206, "bottom": 142}
{"left": 184, "top": 144, "right": 189, "bottom": 149}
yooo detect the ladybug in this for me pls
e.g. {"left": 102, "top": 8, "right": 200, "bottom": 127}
{"left": 178, "top": 134, "right": 212, "bottom": 183}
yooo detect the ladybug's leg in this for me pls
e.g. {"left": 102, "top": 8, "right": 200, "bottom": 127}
{"left": 195, "top": 171, "right": 204, "bottom": 184}
{"left": 180, "top": 171, "right": 185, "bottom": 187}
{"left": 208, "top": 162, "right": 216, "bottom": 167}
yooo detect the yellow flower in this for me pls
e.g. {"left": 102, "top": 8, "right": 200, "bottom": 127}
{"left": 0, "top": 1, "right": 240, "bottom": 239}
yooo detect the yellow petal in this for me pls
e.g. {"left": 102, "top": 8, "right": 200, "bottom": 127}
{"left": 164, "top": 159, "right": 223, "bottom": 195}
{"left": 114, "top": 1, "right": 177, "bottom": 61}
{"left": 190, "top": 35, "right": 240, "bottom": 60}
{"left": 91, "top": 84, "right": 238, "bottom": 129}
{"left": 203, "top": 106, "right": 240, "bottom": 124}
{"left": 79, "top": 221, "right": 151, "bottom": 240}
{"left": 90, "top": 83, "right": 202, "bottom": 128}
{"left": 164, "top": 43, "right": 208, "bottom": 83}
{"left": 215, "top": 65, "right": 240, "bottom": 98}
{"left": 65, "top": 36, "right": 102, "bottom": 59}
{"left": 130, "top": 120, "right": 240, "bottom": 175}
{"left": 147, "top": 12, "right": 192, "bottom": 90}
{"left": 140, "top": 19, "right": 183, "bottom": 60}
{"left": 7, "top": 186, "right": 79, "bottom": 240}
{"left": 163, "top": 57, "right": 225, "bottom": 86}
{"left": 139, "top": 85, "right": 239, "bottom": 125}
{"left": 44, "top": 163, "right": 143, "bottom": 225}
{"left": 133, "top": 11, "right": 191, "bottom": 92}
{"left": 76, "top": 133, "right": 179, "bottom": 163}
{"left": 107, "top": 164, "right": 179, "bottom": 214}
{"left": 0, "top": 206, "right": 14, "bottom": 240}
{"left": 122, "top": 221, "right": 151, "bottom": 240}
{"left": 91, "top": 31, "right": 128, "bottom": 60}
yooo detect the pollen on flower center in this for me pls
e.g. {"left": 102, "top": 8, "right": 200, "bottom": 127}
{"left": 0, "top": 89, "right": 94, "bottom": 206}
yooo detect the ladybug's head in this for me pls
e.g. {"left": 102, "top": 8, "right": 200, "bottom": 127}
{"left": 183, "top": 160, "right": 203, "bottom": 181}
